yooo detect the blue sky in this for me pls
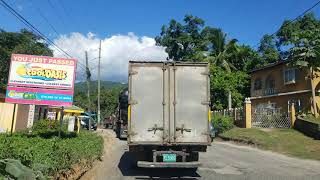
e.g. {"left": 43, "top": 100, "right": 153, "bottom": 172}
{"left": 1, "top": 0, "right": 319, "bottom": 46}
{"left": 1, "top": 0, "right": 320, "bottom": 81}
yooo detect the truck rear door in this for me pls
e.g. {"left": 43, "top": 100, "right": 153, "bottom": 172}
{"left": 128, "top": 63, "right": 164, "bottom": 143}
{"left": 170, "top": 64, "right": 210, "bottom": 144}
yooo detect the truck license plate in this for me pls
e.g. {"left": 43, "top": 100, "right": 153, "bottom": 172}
{"left": 163, "top": 154, "right": 176, "bottom": 162}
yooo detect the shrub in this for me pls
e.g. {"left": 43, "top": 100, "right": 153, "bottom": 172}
{"left": 32, "top": 119, "right": 60, "bottom": 131}
{"left": 0, "top": 130, "right": 103, "bottom": 176}
{"left": 211, "top": 115, "right": 234, "bottom": 134}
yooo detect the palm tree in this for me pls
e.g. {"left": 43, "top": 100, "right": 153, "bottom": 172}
{"left": 205, "top": 29, "right": 239, "bottom": 110}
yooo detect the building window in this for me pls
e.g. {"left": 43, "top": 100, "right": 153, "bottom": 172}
{"left": 284, "top": 68, "right": 297, "bottom": 84}
{"left": 265, "top": 75, "right": 275, "bottom": 89}
{"left": 254, "top": 78, "right": 262, "bottom": 90}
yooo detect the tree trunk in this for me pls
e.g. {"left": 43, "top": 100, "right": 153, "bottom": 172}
{"left": 310, "top": 67, "right": 318, "bottom": 118}
{"left": 228, "top": 89, "right": 232, "bottom": 110}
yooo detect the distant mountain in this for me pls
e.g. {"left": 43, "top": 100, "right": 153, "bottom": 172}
{"left": 75, "top": 80, "right": 127, "bottom": 93}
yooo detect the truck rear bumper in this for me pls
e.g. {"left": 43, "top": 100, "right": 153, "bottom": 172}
{"left": 137, "top": 161, "right": 201, "bottom": 168}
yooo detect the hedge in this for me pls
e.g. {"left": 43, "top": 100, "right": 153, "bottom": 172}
{"left": 0, "top": 124, "right": 103, "bottom": 177}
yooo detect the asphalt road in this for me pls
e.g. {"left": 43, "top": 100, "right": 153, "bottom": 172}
{"left": 81, "top": 129, "right": 320, "bottom": 180}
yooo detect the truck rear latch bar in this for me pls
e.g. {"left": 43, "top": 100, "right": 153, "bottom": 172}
{"left": 148, "top": 124, "right": 164, "bottom": 134}
{"left": 176, "top": 124, "right": 191, "bottom": 134}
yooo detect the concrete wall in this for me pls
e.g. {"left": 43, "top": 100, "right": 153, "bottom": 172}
{"left": 0, "top": 102, "right": 44, "bottom": 132}
{"left": 14, "top": 104, "right": 30, "bottom": 131}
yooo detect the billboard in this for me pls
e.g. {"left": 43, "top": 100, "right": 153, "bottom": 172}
{"left": 8, "top": 54, "right": 76, "bottom": 89}
{"left": 5, "top": 54, "right": 77, "bottom": 107}
{"left": 5, "top": 86, "right": 73, "bottom": 106}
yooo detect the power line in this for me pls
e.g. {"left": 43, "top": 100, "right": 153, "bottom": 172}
{"left": 0, "top": 0, "right": 87, "bottom": 70}
{"left": 46, "top": 0, "right": 66, "bottom": 27}
{"left": 30, "top": 0, "right": 60, "bottom": 37}
{"left": 253, "top": 0, "right": 320, "bottom": 49}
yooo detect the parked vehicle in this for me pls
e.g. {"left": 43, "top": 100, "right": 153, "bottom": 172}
{"left": 78, "top": 115, "right": 97, "bottom": 130}
{"left": 115, "top": 88, "right": 128, "bottom": 139}
{"left": 104, "top": 115, "right": 116, "bottom": 129}
{"left": 127, "top": 61, "right": 211, "bottom": 168}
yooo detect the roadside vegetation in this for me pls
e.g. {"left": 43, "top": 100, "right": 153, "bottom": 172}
{"left": 0, "top": 120, "right": 103, "bottom": 179}
{"left": 219, "top": 128, "right": 320, "bottom": 160}
{"left": 211, "top": 115, "right": 234, "bottom": 135}
{"left": 300, "top": 114, "right": 320, "bottom": 124}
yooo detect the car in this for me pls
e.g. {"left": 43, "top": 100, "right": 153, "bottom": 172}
{"left": 78, "top": 115, "right": 97, "bottom": 130}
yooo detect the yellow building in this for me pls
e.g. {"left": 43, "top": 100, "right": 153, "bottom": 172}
{"left": 250, "top": 61, "right": 320, "bottom": 114}
{"left": 48, "top": 105, "right": 84, "bottom": 121}
{"left": 0, "top": 90, "right": 41, "bottom": 133}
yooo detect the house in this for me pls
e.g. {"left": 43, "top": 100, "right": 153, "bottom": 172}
{"left": 249, "top": 61, "right": 320, "bottom": 114}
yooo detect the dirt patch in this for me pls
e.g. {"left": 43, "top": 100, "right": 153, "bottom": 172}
{"left": 52, "top": 129, "right": 114, "bottom": 180}
{"left": 78, "top": 129, "right": 118, "bottom": 180}
{"left": 52, "top": 160, "right": 94, "bottom": 180}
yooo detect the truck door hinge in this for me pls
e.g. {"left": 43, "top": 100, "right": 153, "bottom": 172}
{"left": 201, "top": 71, "right": 210, "bottom": 76}
{"left": 128, "top": 100, "right": 138, "bottom": 105}
{"left": 201, "top": 101, "right": 211, "bottom": 105}
{"left": 129, "top": 70, "right": 138, "bottom": 76}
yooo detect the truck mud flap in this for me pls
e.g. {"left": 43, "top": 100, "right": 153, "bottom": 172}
{"left": 137, "top": 161, "right": 201, "bottom": 168}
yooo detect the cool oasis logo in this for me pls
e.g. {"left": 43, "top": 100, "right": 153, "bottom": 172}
{"left": 16, "top": 63, "right": 67, "bottom": 81}
{"left": 7, "top": 90, "right": 37, "bottom": 100}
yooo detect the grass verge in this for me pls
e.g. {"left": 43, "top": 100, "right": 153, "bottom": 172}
{"left": 219, "top": 128, "right": 320, "bottom": 160}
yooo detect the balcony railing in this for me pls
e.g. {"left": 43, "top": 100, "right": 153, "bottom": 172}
{"left": 252, "top": 88, "right": 277, "bottom": 97}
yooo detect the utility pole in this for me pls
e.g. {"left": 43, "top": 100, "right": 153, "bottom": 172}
{"left": 97, "top": 40, "right": 101, "bottom": 125}
{"left": 85, "top": 51, "right": 92, "bottom": 130}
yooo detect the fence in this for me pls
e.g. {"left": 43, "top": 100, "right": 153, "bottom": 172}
{"left": 251, "top": 108, "right": 291, "bottom": 128}
{"left": 212, "top": 108, "right": 244, "bottom": 127}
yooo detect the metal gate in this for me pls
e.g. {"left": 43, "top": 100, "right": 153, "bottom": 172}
{"left": 252, "top": 108, "right": 291, "bottom": 128}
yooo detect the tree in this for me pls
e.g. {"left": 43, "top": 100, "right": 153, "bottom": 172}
{"left": 277, "top": 13, "right": 320, "bottom": 117}
{"left": 204, "top": 28, "right": 243, "bottom": 109}
{"left": 155, "top": 15, "right": 208, "bottom": 61}
{"left": 258, "top": 34, "right": 280, "bottom": 65}
{"left": 210, "top": 66, "right": 249, "bottom": 110}
{"left": 156, "top": 15, "right": 258, "bottom": 110}
{"left": 0, "top": 29, "right": 52, "bottom": 88}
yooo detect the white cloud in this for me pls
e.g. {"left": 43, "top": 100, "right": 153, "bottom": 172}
{"left": 50, "top": 32, "right": 168, "bottom": 82}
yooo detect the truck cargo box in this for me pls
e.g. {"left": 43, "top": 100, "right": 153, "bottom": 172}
{"left": 127, "top": 61, "right": 211, "bottom": 146}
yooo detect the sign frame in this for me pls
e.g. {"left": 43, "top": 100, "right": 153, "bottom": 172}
{"left": 7, "top": 54, "right": 77, "bottom": 90}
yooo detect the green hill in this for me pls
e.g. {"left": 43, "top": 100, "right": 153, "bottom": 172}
{"left": 75, "top": 80, "right": 127, "bottom": 93}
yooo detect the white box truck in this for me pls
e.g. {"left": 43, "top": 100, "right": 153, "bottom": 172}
{"left": 127, "top": 61, "right": 211, "bottom": 168}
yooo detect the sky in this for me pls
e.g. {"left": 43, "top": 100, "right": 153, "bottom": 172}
{"left": 1, "top": 0, "right": 320, "bottom": 82}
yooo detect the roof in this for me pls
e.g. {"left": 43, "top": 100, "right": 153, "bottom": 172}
{"left": 49, "top": 105, "right": 84, "bottom": 113}
{"left": 249, "top": 61, "right": 287, "bottom": 73}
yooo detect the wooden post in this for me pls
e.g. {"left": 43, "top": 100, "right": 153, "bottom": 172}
{"left": 290, "top": 103, "right": 296, "bottom": 128}
{"left": 234, "top": 108, "right": 237, "bottom": 121}
{"left": 10, "top": 104, "right": 17, "bottom": 134}
{"left": 244, "top": 98, "right": 252, "bottom": 128}
{"left": 58, "top": 106, "right": 64, "bottom": 138}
